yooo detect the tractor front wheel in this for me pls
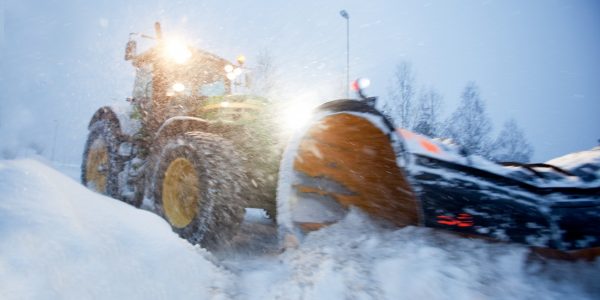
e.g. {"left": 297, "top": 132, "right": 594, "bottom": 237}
{"left": 151, "top": 132, "right": 246, "bottom": 249}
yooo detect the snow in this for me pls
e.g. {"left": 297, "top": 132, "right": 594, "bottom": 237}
{"left": 1, "top": 158, "right": 599, "bottom": 299}
{"left": 0, "top": 159, "right": 231, "bottom": 299}
{"left": 230, "top": 210, "right": 600, "bottom": 300}
{"left": 547, "top": 147, "right": 600, "bottom": 172}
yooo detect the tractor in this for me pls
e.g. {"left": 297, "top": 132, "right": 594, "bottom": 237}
{"left": 83, "top": 23, "right": 600, "bottom": 257}
{"left": 82, "top": 22, "right": 279, "bottom": 248}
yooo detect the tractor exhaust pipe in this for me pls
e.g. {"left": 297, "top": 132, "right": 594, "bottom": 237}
{"left": 154, "top": 22, "right": 163, "bottom": 40}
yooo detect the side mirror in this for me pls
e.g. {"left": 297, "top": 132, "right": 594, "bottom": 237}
{"left": 125, "top": 39, "right": 137, "bottom": 61}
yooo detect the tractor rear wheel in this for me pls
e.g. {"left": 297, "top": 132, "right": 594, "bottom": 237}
{"left": 82, "top": 120, "right": 123, "bottom": 199}
{"left": 150, "top": 132, "right": 246, "bottom": 249}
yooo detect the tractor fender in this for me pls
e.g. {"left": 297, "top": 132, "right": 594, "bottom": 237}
{"left": 153, "top": 116, "right": 210, "bottom": 144}
{"left": 88, "top": 104, "right": 142, "bottom": 138}
{"left": 88, "top": 106, "right": 123, "bottom": 136}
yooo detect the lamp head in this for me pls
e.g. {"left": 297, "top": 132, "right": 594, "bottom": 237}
{"left": 339, "top": 10, "right": 349, "bottom": 19}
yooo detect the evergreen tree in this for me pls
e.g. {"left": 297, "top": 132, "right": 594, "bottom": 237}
{"left": 251, "top": 49, "right": 277, "bottom": 98}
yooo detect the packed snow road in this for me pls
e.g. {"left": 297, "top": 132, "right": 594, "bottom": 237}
{"left": 1, "top": 159, "right": 599, "bottom": 299}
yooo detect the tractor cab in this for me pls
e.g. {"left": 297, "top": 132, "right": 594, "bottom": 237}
{"left": 124, "top": 22, "right": 262, "bottom": 126}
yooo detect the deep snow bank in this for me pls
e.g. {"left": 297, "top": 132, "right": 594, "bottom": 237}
{"left": 0, "top": 159, "right": 232, "bottom": 299}
{"left": 231, "top": 211, "right": 600, "bottom": 300}
{"left": 1, "top": 159, "right": 599, "bottom": 299}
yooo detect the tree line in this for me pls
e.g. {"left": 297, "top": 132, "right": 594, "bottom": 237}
{"left": 249, "top": 52, "right": 534, "bottom": 163}
{"left": 380, "top": 61, "right": 534, "bottom": 163}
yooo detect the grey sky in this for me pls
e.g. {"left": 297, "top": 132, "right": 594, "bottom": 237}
{"left": 1, "top": 0, "right": 598, "bottom": 162}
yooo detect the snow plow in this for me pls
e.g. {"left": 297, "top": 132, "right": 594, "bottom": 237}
{"left": 82, "top": 23, "right": 600, "bottom": 257}
{"left": 276, "top": 99, "right": 600, "bottom": 258}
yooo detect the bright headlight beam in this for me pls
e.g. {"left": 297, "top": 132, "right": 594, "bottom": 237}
{"left": 165, "top": 39, "right": 192, "bottom": 64}
{"left": 282, "top": 102, "right": 315, "bottom": 133}
{"left": 172, "top": 82, "right": 185, "bottom": 92}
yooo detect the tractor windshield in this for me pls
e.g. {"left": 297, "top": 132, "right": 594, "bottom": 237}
{"left": 130, "top": 41, "right": 233, "bottom": 104}
{"left": 161, "top": 47, "right": 232, "bottom": 100}
{"left": 198, "top": 80, "right": 226, "bottom": 97}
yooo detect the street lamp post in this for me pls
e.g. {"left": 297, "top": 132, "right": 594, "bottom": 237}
{"left": 340, "top": 10, "right": 349, "bottom": 99}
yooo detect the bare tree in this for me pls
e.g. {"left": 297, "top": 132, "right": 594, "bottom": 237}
{"left": 251, "top": 49, "right": 277, "bottom": 98}
{"left": 489, "top": 119, "right": 534, "bottom": 163}
{"left": 413, "top": 87, "right": 443, "bottom": 137}
{"left": 382, "top": 61, "right": 416, "bottom": 129}
{"left": 444, "top": 82, "right": 492, "bottom": 156}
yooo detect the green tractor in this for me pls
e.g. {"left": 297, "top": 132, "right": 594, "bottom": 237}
{"left": 82, "top": 23, "right": 600, "bottom": 257}
{"left": 82, "top": 23, "right": 280, "bottom": 248}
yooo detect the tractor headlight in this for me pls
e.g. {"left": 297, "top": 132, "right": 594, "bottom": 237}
{"left": 225, "top": 65, "right": 243, "bottom": 80}
{"left": 281, "top": 101, "right": 315, "bottom": 133}
{"left": 226, "top": 72, "right": 237, "bottom": 80}
{"left": 165, "top": 39, "right": 192, "bottom": 64}
{"left": 172, "top": 82, "right": 185, "bottom": 92}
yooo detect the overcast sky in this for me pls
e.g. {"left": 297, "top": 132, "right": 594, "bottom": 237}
{"left": 1, "top": 0, "right": 599, "bottom": 162}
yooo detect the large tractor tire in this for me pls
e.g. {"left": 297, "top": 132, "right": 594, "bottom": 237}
{"left": 150, "top": 131, "right": 246, "bottom": 249}
{"left": 82, "top": 119, "right": 123, "bottom": 200}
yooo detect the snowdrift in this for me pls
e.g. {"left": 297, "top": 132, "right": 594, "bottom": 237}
{"left": 0, "top": 159, "right": 231, "bottom": 299}
{"left": 1, "top": 159, "right": 599, "bottom": 299}
{"left": 254, "top": 213, "right": 600, "bottom": 299}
